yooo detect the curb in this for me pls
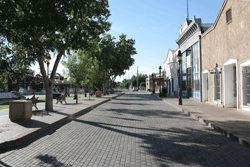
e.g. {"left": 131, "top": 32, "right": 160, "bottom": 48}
{"left": 163, "top": 99, "right": 250, "bottom": 148}
{"left": 0, "top": 93, "right": 124, "bottom": 150}
{"left": 150, "top": 93, "right": 162, "bottom": 100}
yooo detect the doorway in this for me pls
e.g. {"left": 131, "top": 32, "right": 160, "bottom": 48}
{"left": 224, "top": 59, "right": 237, "bottom": 108}
{"left": 202, "top": 71, "right": 209, "bottom": 102}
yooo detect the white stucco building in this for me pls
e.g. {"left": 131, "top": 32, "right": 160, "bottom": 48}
{"left": 163, "top": 48, "right": 179, "bottom": 96}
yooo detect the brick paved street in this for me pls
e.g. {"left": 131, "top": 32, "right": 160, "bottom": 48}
{"left": 1, "top": 91, "right": 250, "bottom": 167}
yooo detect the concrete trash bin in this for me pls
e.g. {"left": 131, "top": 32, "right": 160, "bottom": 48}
{"left": 96, "top": 91, "right": 102, "bottom": 97}
{"left": 9, "top": 100, "right": 32, "bottom": 122}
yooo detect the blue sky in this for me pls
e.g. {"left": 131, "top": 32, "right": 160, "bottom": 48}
{"left": 109, "top": 0, "right": 224, "bottom": 82}
{"left": 31, "top": 0, "right": 224, "bottom": 82}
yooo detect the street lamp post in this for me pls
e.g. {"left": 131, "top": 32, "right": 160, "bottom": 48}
{"left": 46, "top": 55, "right": 51, "bottom": 78}
{"left": 177, "top": 50, "right": 183, "bottom": 105}
{"left": 152, "top": 73, "right": 155, "bottom": 94}
{"left": 159, "top": 66, "right": 162, "bottom": 97}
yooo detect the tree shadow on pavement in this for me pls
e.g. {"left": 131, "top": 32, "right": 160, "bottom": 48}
{"left": 16, "top": 119, "right": 50, "bottom": 128}
{"left": 0, "top": 160, "right": 12, "bottom": 167}
{"left": 112, "top": 102, "right": 150, "bottom": 106}
{"left": 109, "top": 116, "right": 142, "bottom": 122}
{"left": 36, "top": 154, "right": 72, "bottom": 167}
{"left": 105, "top": 108, "right": 190, "bottom": 120}
{"left": 74, "top": 119, "right": 250, "bottom": 167}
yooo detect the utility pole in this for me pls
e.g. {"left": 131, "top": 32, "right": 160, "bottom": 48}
{"left": 137, "top": 66, "right": 139, "bottom": 90}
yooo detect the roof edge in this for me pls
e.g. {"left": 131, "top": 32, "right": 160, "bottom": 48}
{"left": 201, "top": 0, "right": 228, "bottom": 38}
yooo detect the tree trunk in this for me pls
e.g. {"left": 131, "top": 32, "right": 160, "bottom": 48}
{"left": 45, "top": 83, "right": 53, "bottom": 112}
{"left": 85, "top": 86, "right": 87, "bottom": 97}
{"left": 16, "top": 78, "right": 20, "bottom": 92}
{"left": 76, "top": 85, "right": 79, "bottom": 104}
{"left": 8, "top": 77, "right": 12, "bottom": 92}
{"left": 103, "top": 84, "right": 106, "bottom": 95}
{"left": 88, "top": 85, "right": 91, "bottom": 100}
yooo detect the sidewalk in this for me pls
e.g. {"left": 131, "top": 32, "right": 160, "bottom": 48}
{"left": 151, "top": 93, "right": 250, "bottom": 147}
{"left": 0, "top": 92, "right": 124, "bottom": 150}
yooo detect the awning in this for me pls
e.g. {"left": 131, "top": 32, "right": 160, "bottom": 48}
{"left": 240, "top": 60, "right": 250, "bottom": 67}
{"left": 223, "top": 59, "right": 237, "bottom": 66}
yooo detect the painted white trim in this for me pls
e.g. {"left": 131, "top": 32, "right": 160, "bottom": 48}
{"left": 202, "top": 70, "right": 209, "bottom": 74}
{"left": 237, "top": 61, "right": 239, "bottom": 111}
{"left": 242, "top": 105, "right": 250, "bottom": 112}
{"left": 241, "top": 65, "right": 243, "bottom": 108}
{"left": 202, "top": 70, "right": 209, "bottom": 102}
{"left": 240, "top": 62, "right": 250, "bottom": 111}
{"left": 240, "top": 60, "right": 250, "bottom": 67}
{"left": 223, "top": 59, "right": 238, "bottom": 110}
{"left": 223, "top": 59, "right": 237, "bottom": 66}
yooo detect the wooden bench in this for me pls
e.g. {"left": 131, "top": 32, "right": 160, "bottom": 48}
{"left": 90, "top": 91, "right": 95, "bottom": 97}
{"left": 26, "top": 95, "right": 39, "bottom": 110}
{"left": 56, "top": 93, "right": 67, "bottom": 104}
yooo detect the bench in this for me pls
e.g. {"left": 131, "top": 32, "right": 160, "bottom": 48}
{"left": 26, "top": 95, "right": 39, "bottom": 110}
{"left": 56, "top": 93, "right": 67, "bottom": 104}
{"left": 90, "top": 91, "right": 95, "bottom": 97}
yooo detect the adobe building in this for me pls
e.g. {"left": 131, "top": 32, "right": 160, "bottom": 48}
{"left": 201, "top": 0, "right": 250, "bottom": 111}
{"left": 163, "top": 48, "right": 179, "bottom": 96}
{"left": 176, "top": 16, "right": 212, "bottom": 100}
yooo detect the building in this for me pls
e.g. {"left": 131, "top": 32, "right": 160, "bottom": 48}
{"left": 163, "top": 48, "right": 179, "bottom": 96}
{"left": 176, "top": 16, "right": 212, "bottom": 100}
{"left": 201, "top": 0, "right": 250, "bottom": 111}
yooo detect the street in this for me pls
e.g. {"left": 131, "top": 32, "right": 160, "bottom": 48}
{"left": 1, "top": 91, "right": 250, "bottom": 167}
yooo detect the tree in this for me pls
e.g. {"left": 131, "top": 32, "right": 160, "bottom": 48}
{"left": 63, "top": 48, "right": 104, "bottom": 101}
{"left": 0, "top": 37, "right": 35, "bottom": 91}
{"left": 0, "top": 0, "right": 111, "bottom": 111}
{"left": 97, "top": 34, "right": 136, "bottom": 93}
{"left": 131, "top": 74, "right": 148, "bottom": 87}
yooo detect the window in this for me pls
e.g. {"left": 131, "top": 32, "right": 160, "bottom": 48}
{"left": 242, "top": 67, "right": 250, "bottom": 106}
{"left": 172, "top": 78, "right": 174, "bottom": 92}
{"left": 226, "top": 8, "right": 232, "bottom": 24}
{"left": 214, "top": 72, "right": 221, "bottom": 101}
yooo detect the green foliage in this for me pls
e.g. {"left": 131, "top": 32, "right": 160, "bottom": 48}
{"left": 131, "top": 74, "right": 148, "bottom": 87}
{"left": 140, "top": 82, "right": 146, "bottom": 87}
{"left": 97, "top": 34, "right": 136, "bottom": 81}
{"left": 0, "top": 37, "right": 35, "bottom": 89}
{"left": 0, "top": 0, "right": 111, "bottom": 110}
{"left": 62, "top": 49, "right": 106, "bottom": 90}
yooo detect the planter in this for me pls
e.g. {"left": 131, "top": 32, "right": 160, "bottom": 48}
{"left": 96, "top": 91, "right": 102, "bottom": 97}
{"left": 9, "top": 100, "right": 32, "bottom": 122}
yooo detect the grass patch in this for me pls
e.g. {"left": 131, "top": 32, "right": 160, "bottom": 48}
{"left": 0, "top": 94, "right": 86, "bottom": 110}
{"left": 0, "top": 102, "right": 9, "bottom": 110}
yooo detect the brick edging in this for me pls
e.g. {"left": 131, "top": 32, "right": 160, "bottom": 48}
{"left": 163, "top": 100, "right": 250, "bottom": 148}
{"left": 0, "top": 93, "right": 124, "bottom": 150}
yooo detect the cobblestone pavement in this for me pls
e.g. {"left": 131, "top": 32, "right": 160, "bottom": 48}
{"left": 1, "top": 91, "right": 250, "bottom": 167}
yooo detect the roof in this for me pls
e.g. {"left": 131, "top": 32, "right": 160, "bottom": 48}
{"left": 176, "top": 16, "right": 212, "bottom": 45}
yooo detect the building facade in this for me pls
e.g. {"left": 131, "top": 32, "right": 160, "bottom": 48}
{"left": 163, "top": 48, "right": 179, "bottom": 96}
{"left": 176, "top": 16, "right": 212, "bottom": 100}
{"left": 201, "top": 0, "right": 250, "bottom": 111}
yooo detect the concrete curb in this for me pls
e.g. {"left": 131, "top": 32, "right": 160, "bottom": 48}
{"left": 149, "top": 93, "right": 162, "bottom": 100}
{"left": 0, "top": 93, "right": 124, "bottom": 150}
{"left": 163, "top": 99, "right": 250, "bottom": 148}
